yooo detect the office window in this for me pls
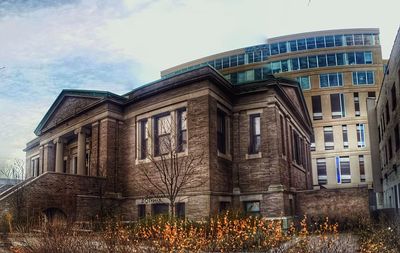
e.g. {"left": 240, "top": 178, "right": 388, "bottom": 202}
{"left": 306, "top": 37, "right": 316, "bottom": 49}
{"left": 270, "top": 43, "right": 279, "bottom": 55}
{"left": 244, "top": 201, "right": 260, "bottom": 215}
{"left": 154, "top": 113, "right": 172, "bottom": 156}
{"left": 363, "top": 34, "right": 373, "bottom": 45}
{"left": 222, "top": 57, "right": 230, "bottom": 68}
{"left": 386, "top": 101, "right": 390, "bottom": 124}
{"left": 354, "top": 93, "right": 360, "bottom": 117}
{"left": 238, "top": 54, "right": 245, "bottom": 65}
{"left": 330, "top": 93, "right": 345, "bottom": 118}
{"left": 280, "top": 115, "right": 286, "bottom": 156}
{"left": 297, "top": 39, "right": 306, "bottom": 50}
{"left": 279, "top": 42, "right": 287, "bottom": 54}
{"left": 175, "top": 203, "right": 185, "bottom": 218}
{"left": 254, "top": 50, "right": 262, "bottom": 62}
{"left": 354, "top": 34, "right": 363, "bottom": 45}
{"left": 217, "top": 109, "right": 227, "bottom": 154}
{"left": 215, "top": 59, "right": 222, "bottom": 70}
{"left": 365, "top": 52, "right": 373, "bottom": 64}
{"left": 347, "top": 52, "right": 355, "bottom": 65}
{"left": 334, "top": 35, "right": 343, "bottom": 46}
{"left": 152, "top": 203, "right": 169, "bottom": 216}
{"left": 317, "top": 158, "right": 327, "bottom": 185}
{"left": 325, "top": 35, "right": 334, "bottom": 47}
{"left": 271, "top": 61, "right": 281, "bottom": 74}
{"left": 324, "top": 126, "right": 334, "bottom": 150}
{"left": 392, "top": 83, "right": 397, "bottom": 110}
{"left": 342, "top": 125, "right": 349, "bottom": 149}
{"left": 262, "top": 48, "right": 269, "bottom": 60}
{"left": 230, "top": 55, "right": 237, "bottom": 67}
{"left": 339, "top": 156, "right": 351, "bottom": 184}
{"left": 395, "top": 124, "right": 400, "bottom": 151}
{"left": 345, "top": 34, "right": 354, "bottom": 45}
{"left": 359, "top": 155, "right": 365, "bottom": 183}
{"left": 296, "top": 76, "right": 310, "bottom": 90}
{"left": 320, "top": 73, "right": 343, "bottom": 88}
{"left": 317, "top": 54, "right": 327, "bottom": 67}
{"left": 281, "top": 60, "right": 289, "bottom": 72}
{"left": 177, "top": 109, "right": 187, "bottom": 152}
{"left": 291, "top": 58, "right": 299, "bottom": 70}
{"left": 312, "top": 96, "right": 322, "bottom": 120}
{"left": 289, "top": 40, "right": 297, "bottom": 52}
{"left": 308, "top": 55, "right": 318, "bottom": 68}
{"left": 299, "top": 57, "right": 308, "bottom": 69}
{"left": 352, "top": 71, "right": 375, "bottom": 85}
{"left": 355, "top": 52, "right": 365, "bottom": 64}
{"left": 249, "top": 114, "right": 261, "bottom": 154}
{"left": 316, "top": 36, "right": 325, "bottom": 48}
{"left": 336, "top": 53, "right": 345, "bottom": 65}
{"left": 247, "top": 52, "right": 254, "bottom": 64}
{"left": 327, "top": 54, "right": 336, "bottom": 66}
{"left": 138, "top": 204, "right": 146, "bottom": 219}
{"left": 357, "top": 123, "right": 366, "bottom": 148}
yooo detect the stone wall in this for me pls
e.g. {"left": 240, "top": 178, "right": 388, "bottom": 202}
{"left": 296, "top": 187, "right": 370, "bottom": 221}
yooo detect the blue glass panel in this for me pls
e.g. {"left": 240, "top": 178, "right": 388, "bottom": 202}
{"left": 230, "top": 55, "right": 237, "bottom": 67}
{"left": 345, "top": 35, "right": 354, "bottom": 45}
{"left": 247, "top": 52, "right": 254, "bottom": 64}
{"left": 320, "top": 74, "right": 329, "bottom": 88}
{"left": 347, "top": 52, "right": 355, "bottom": 65}
{"left": 325, "top": 36, "right": 334, "bottom": 47}
{"left": 318, "top": 55, "right": 327, "bottom": 67}
{"left": 338, "top": 73, "right": 343, "bottom": 85}
{"left": 367, "top": 71, "right": 374, "bottom": 84}
{"left": 263, "top": 64, "right": 272, "bottom": 76}
{"left": 352, "top": 72, "right": 357, "bottom": 84}
{"left": 262, "top": 48, "right": 269, "bottom": 60}
{"left": 354, "top": 34, "right": 363, "bottom": 45}
{"left": 281, "top": 60, "right": 288, "bottom": 72}
{"left": 316, "top": 36, "right": 325, "bottom": 48}
{"left": 254, "top": 50, "right": 262, "bottom": 62}
{"left": 358, "top": 72, "right": 367, "bottom": 84}
{"left": 297, "top": 39, "right": 306, "bottom": 50}
{"left": 215, "top": 59, "right": 222, "bottom": 70}
{"left": 254, "top": 68, "right": 262, "bottom": 80}
{"left": 289, "top": 40, "right": 297, "bottom": 51}
{"left": 365, "top": 52, "right": 373, "bottom": 64}
{"left": 299, "top": 57, "right": 308, "bottom": 69}
{"left": 308, "top": 55, "right": 317, "bottom": 68}
{"left": 291, "top": 58, "right": 299, "bottom": 70}
{"left": 271, "top": 61, "right": 281, "bottom": 73}
{"left": 222, "top": 57, "right": 229, "bottom": 68}
{"left": 306, "top": 38, "right": 316, "bottom": 49}
{"left": 299, "top": 77, "right": 310, "bottom": 90}
{"left": 336, "top": 53, "right": 345, "bottom": 65}
{"left": 279, "top": 42, "right": 287, "bottom": 54}
{"left": 329, "top": 73, "right": 338, "bottom": 86}
{"left": 363, "top": 34, "right": 373, "bottom": 45}
{"left": 270, "top": 43, "right": 279, "bottom": 55}
{"left": 356, "top": 52, "right": 365, "bottom": 64}
{"left": 238, "top": 54, "right": 245, "bottom": 65}
{"left": 334, "top": 35, "right": 343, "bottom": 46}
{"left": 327, "top": 54, "right": 336, "bottom": 66}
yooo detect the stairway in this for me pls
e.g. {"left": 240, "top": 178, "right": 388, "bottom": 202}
{"left": 0, "top": 176, "right": 35, "bottom": 202}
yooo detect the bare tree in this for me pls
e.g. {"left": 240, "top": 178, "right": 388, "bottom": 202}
{"left": 0, "top": 158, "right": 25, "bottom": 180}
{"left": 136, "top": 112, "right": 206, "bottom": 217}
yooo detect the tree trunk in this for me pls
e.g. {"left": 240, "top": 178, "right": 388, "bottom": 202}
{"left": 169, "top": 200, "right": 175, "bottom": 218}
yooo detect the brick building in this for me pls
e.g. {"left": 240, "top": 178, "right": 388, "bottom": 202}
{"left": 1, "top": 66, "right": 313, "bottom": 222}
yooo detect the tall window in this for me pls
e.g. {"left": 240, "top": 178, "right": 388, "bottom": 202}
{"left": 296, "top": 76, "right": 310, "bottom": 90}
{"left": 352, "top": 71, "right": 375, "bottom": 85}
{"left": 395, "top": 124, "right": 400, "bottom": 151}
{"left": 139, "top": 119, "right": 148, "bottom": 159}
{"left": 338, "top": 156, "right": 351, "bottom": 184}
{"left": 392, "top": 83, "right": 397, "bottom": 111}
{"left": 354, "top": 93, "right": 360, "bottom": 116}
{"left": 342, "top": 125, "right": 349, "bottom": 149}
{"left": 312, "top": 95, "right": 322, "bottom": 120}
{"left": 249, "top": 114, "right": 261, "bottom": 154}
{"left": 320, "top": 73, "right": 343, "bottom": 88}
{"left": 317, "top": 158, "right": 327, "bottom": 185}
{"left": 154, "top": 114, "right": 172, "bottom": 156}
{"left": 330, "top": 93, "right": 345, "bottom": 118}
{"left": 324, "top": 126, "right": 334, "bottom": 150}
{"left": 359, "top": 155, "right": 365, "bottom": 183}
{"left": 217, "top": 109, "right": 227, "bottom": 154}
{"left": 356, "top": 123, "right": 366, "bottom": 148}
{"left": 280, "top": 115, "right": 286, "bottom": 156}
{"left": 177, "top": 109, "right": 187, "bottom": 152}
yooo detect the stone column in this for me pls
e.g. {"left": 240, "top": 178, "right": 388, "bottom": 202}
{"left": 75, "top": 127, "right": 87, "bottom": 176}
{"left": 53, "top": 137, "right": 65, "bottom": 173}
{"left": 43, "top": 142, "right": 55, "bottom": 173}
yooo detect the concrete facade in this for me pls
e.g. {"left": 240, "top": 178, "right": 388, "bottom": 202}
{"left": 162, "top": 28, "right": 384, "bottom": 190}
{"left": 368, "top": 28, "right": 400, "bottom": 210}
{"left": 0, "top": 67, "right": 315, "bottom": 222}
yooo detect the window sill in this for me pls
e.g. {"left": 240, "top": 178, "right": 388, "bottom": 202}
{"left": 246, "top": 152, "right": 262, "bottom": 160}
{"left": 135, "top": 151, "right": 188, "bottom": 164}
{"left": 217, "top": 151, "right": 232, "bottom": 161}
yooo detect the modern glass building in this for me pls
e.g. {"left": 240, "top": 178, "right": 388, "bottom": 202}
{"left": 162, "top": 28, "right": 384, "bottom": 189}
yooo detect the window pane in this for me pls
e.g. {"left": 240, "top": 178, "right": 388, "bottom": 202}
{"left": 347, "top": 52, "right": 355, "bottom": 65}
{"left": 289, "top": 40, "right": 297, "bottom": 51}
{"left": 281, "top": 60, "right": 289, "bottom": 72}
{"left": 345, "top": 34, "right": 354, "bottom": 45}
{"left": 334, "top": 35, "right": 343, "bottom": 46}
{"left": 222, "top": 57, "right": 229, "bottom": 68}
{"left": 325, "top": 35, "right": 334, "bottom": 47}
{"left": 158, "top": 115, "right": 171, "bottom": 134}
{"left": 254, "top": 50, "right": 261, "bottom": 62}
{"left": 316, "top": 36, "right": 325, "bottom": 48}
{"left": 356, "top": 52, "right": 365, "bottom": 64}
{"left": 271, "top": 43, "right": 279, "bottom": 55}
{"left": 279, "top": 42, "right": 287, "bottom": 54}
{"left": 352, "top": 72, "right": 357, "bottom": 84}
{"left": 312, "top": 96, "right": 322, "bottom": 119}
{"left": 318, "top": 55, "right": 327, "bottom": 67}
{"left": 320, "top": 74, "right": 329, "bottom": 88}
{"left": 336, "top": 53, "right": 345, "bottom": 65}
{"left": 365, "top": 52, "right": 373, "bottom": 64}
{"left": 262, "top": 48, "right": 269, "bottom": 60}
{"left": 230, "top": 55, "right": 237, "bottom": 67}
{"left": 215, "top": 59, "right": 222, "bottom": 69}
{"left": 263, "top": 64, "right": 272, "bottom": 76}
{"left": 297, "top": 39, "right": 306, "bottom": 50}
{"left": 358, "top": 72, "right": 367, "bottom": 84}
{"left": 329, "top": 73, "right": 338, "bottom": 86}
{"left": 291, "top": 58, "right": 299, "bottom": 70}
{"left": 238, "top": 72, "right": 246, "bottom": 83}
{"left": 272, "top": 61, "right": 281, "bottom": 73}
{"left": 238, "top": 54, "right": 245, "bottom": 65}
{"left": 354, "top": 34, "right": 363, "bottom": 45}
{"left": 306, "top": 37, "right": 316, "bottom": 49}
{"left": 327, "top": 54, "right": 336, "bottom": 66}
{"left": 247, "top": 52, "right": 254, "bottom": 64}
{"left": 308, "top": 55, "right": 317, "bottom": 68}
{"left": 363, "top": 34, "right": 373, "bottom": 45}
{"left": 299, "top": 57, "right": 308, "bottom": 69}
{"left": 367, "top": 71, "right": 374, "bottom": 84}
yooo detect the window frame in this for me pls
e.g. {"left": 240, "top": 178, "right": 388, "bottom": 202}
{"left": 249, "top": 114, "right": 261, "bottom": 155}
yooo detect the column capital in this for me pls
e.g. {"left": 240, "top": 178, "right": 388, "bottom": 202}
{"left": 74, "top": 127, "right": 90, "bottom": 135}
{"left": 53, "top": 137, "right": 66, "bottom": 144}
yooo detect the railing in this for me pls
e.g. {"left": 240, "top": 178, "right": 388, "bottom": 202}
{"left": 0, "top": 175, "right": 37, "bottom": 201}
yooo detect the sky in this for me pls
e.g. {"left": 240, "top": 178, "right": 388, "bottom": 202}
{"left": 0, "top": 0, "right": 398, "bottom": 165}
